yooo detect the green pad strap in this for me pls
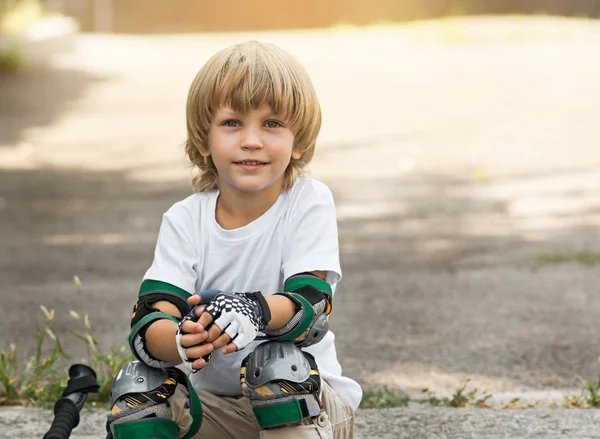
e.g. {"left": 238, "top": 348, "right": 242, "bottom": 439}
{"left": 182, "top": 376, "right": 203, "bottom": 439}
{"left": 129, "top": 312, "right": 179, "bottom": 354}
{"left": 113, "top": 418, "right": 179, "bottom": 439}
{"left": 139, "top": 280, "right": 191, "bottom": 301}
{"left": 253, "top": 399, "right": 308, "bottom": 429}
{"left": 275, "top": 293, "right": 314, "bottom": 341}
{"left": 284, "top": 275, "right": 332, "bottom": 296}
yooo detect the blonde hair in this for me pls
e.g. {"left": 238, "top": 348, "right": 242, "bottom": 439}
{"left": 185, "top": 41, "right": 322, "bottom": 192}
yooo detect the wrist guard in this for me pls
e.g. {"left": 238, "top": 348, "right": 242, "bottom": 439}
{"left": 262, "top": 273, "right": 332, "bottom": 347}
{"left": 129, "top": 280, "right": 191, "bottom": 369}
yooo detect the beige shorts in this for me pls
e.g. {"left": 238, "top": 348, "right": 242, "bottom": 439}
{"left": 171, "top": 380, "right": 355, "bottom": 439}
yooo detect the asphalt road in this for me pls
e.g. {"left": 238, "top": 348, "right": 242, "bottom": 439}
{"left": 2, "top": 17, "right": 600, "bottom": 438}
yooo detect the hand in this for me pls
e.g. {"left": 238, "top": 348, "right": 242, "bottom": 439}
{"left": 191, "top": 291, "right": 271, "bottom": 356}
{"left": 187, "top": 291, "right": 238, "bottom": 356}
{"left": 175, "top": 297, "right": 213, "bottom": 373}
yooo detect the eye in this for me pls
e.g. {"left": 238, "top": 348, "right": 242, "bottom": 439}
{"left": 223, "top": 120, "right": 240, "bottom": 127}
{"left": 264, "top": 120, "right": 281, "bottom": 129}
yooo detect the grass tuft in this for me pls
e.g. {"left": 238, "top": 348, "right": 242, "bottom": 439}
{"left": 0, "top": 276, "right": 133, "bottom": 407}
{"left": 534, "top": 250, "right": 600, "bottom": 269}
{"left": 360, "top": 386, "right": 410, "bottom": 409}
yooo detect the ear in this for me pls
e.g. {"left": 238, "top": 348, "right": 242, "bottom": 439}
{"left": 291, "top": 147, "right": 302, "bottom": 160}
{"left": 199, "top": 145, "right": 211, "bottom": 158}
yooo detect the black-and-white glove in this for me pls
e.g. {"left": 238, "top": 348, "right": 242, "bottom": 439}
{"left": 204, "top": 291, "right": 271, "bottom": 349}
{"left": 175, "top": 290, "right": 271, "bottom": 373}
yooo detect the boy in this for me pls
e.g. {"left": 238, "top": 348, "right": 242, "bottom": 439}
{"left": 106, "top": 41, "right": 361, "bottom": 439}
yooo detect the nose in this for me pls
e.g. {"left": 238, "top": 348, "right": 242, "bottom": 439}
{"left": 240, "top": 125, "right": 263, "bottom": 150}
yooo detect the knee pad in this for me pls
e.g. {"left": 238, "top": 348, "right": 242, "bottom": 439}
{"left": 106, "top": 361, "right": 202, "bottom": 439}
{"left": 240, "top": 341, "right": 323, "bottom": 429}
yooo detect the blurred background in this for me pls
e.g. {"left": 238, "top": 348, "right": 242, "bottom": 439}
{"left": 2, "top": 0, "right": 600, "bottom": 403}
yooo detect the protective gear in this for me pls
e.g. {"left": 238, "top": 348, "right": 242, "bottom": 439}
{"left": 176, "top": 289, "right": 271, "bottom": 373}
{"left": 240, "top": 341, "right": 323, "bottom": 429}
{"left": 106, "top": 361, "right": 202, "bottom": 439}
{"left": 263, "top": 274, "right": 332, "bottom": 346}
{"left": 174, "top": 289, "right": 224, "bottom": 373}
{"left": 129, "top": 280, "right": 191, "bottom": 369}
{"left": 204, "top": 290, "right": 271, "bottom": 347}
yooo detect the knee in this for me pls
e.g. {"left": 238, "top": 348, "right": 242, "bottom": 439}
{"left": 240, "top": 341, "right": 324, "bottom": 430}
{"left": 106, "top": 361, "right": 202, "bottom": 439}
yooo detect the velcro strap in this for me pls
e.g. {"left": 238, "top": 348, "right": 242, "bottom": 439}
{"left": 129, "top": 311, "right": 180, "bottom": 368}
{"left": 284, "top": 273, "right": 332, "bottom": 315}
{"left": 253, "top": 395, "right": 321, "bottom": 429}
{"left": 135, "top": 280, "right": 191, "bottom": 322}
{"left": 112, "top": 418, "right": 179, "bottom": 439}
{"left": 276, "top": 293, "right": 314, "bottom": 341}
{"left": 284, "top": 274, "right": 332, "bottom": 296}
{"left": 140, "top": 280, "right": 191, "bottom": 300}
{"left": 261, "top": 274, "right": 332, "bottom": 344}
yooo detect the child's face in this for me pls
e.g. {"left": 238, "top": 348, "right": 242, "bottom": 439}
{"left": 204, "top": 106, "right": 300, "bottom": 195}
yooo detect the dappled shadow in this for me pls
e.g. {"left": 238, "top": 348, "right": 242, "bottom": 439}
{"left": 326, "top": 168, "right": 600, "bottom": 392}
{"left": 1, "top": 162, "right": 600, "bottom": 392}
{"left": 0, "top": 165, "right": 192, "bottom": 358}
{"left": 0, "top": 65, "right": 108, "bottom": 147}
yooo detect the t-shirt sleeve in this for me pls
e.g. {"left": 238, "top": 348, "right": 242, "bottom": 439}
{"left": 281, "top": 181, "right": 342, "bottom": 288}
{"left": 143, "top": 203, "right": 198, "bottom": 295}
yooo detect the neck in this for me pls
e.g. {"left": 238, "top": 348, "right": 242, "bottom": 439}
{"left": 215, "top": 181, "right": 284, "bottom": 230}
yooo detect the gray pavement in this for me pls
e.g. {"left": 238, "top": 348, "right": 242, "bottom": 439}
{"left": 2, "top": 17, "right": 600, "bottom": 438}
{"left": 4, "top": 405, "right": 600, "bottom": 439}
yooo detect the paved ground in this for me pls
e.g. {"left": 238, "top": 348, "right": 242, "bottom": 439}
{"left": 4, "top": 404, "right": 600, "bottom": 439}
{"left": 2, "top": 16, "right": 600, "bottom": 438}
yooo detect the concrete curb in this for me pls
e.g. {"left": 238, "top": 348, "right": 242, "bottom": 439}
{"left": 3, "top": 405, "right": 600, "bottom": 439}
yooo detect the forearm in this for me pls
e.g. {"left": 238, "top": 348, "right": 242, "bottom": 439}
{"left": 144, "top": 300, "right": 182, "bottom": 364}
{"left": 264, "top": 294, "right": 296, "bottom": 330}
{"left": 145, "top": 318, "right": 181, "bottom": 363}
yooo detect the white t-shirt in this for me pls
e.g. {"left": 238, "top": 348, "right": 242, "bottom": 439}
{"left": 144, "top": 177, "right": 362, "bottom": 411}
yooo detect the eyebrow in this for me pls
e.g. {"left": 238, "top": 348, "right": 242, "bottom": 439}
{"left": 218, "top": 108, "right": 277, "bottom": 118}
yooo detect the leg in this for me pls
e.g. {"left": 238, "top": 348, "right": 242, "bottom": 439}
{"left": 259, "top": 381, "right": 354, "bottom": 439}
{"left": 106, "top": 361, "right": 202, "bottom": 439}
{"left": 171, "top": 387, "right": 261, "bottom": 439}
{"left": 241, "top": 341, "right": 355, "bottom": 439}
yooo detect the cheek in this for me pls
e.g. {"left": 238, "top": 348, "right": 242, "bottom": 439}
{"left": 280, "top": 134, "right": 297, "bottom": 157}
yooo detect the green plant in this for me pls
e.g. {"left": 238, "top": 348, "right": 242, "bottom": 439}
{"left": 0, "top": 306, "right": 69, "bottom": 406}
{"left": 448, "top": 379, "right": 492, "bottom": 407}
{"left": 0, "top": 276, "right": 133, "bottom": 407}
{"left": 502, "top": 397, "right": 538, "bottom": 409}
{"left": 0, "top": 46, "right": 23, "bottom": 73}
{"left": 533, "top": 250, "right": 600, "bottom": 269}
{"left": 360, "top": 381, "right": 493, "bottom": 409}
{"left": 562, "top": 372, "right": 600, "bottom": 408}
{"left": 417, "top": 388, "right": 449, "bottom": 406}
{"left": 417, "top": 381, "right": 492, "bottom": 408}
{"left": 360, "top": 386, "right": 410, "bottom": 409}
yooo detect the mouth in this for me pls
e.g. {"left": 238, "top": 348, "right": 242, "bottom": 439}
{"left": 233, "top": 160, "right": 269, "bottom": 166}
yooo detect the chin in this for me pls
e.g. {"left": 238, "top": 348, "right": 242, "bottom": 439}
{"left": 224, "top": 174, "right": 285, "bottom": 194}
{"left": 231, "top": 181, "right": 274, "bottom": 194}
